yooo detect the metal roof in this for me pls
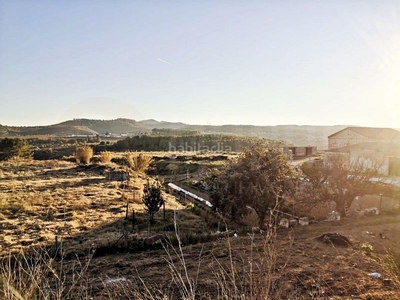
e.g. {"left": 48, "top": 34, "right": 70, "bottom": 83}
{"left": 328, "top": 127, "right": 400, "bottom": 139}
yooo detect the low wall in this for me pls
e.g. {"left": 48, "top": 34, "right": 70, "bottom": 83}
{"left": 349, "top": 195, "right": 400, "bottom": 212}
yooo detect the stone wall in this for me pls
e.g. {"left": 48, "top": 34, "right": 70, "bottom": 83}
{"left": 107, "top": 171, "right": 130, "bottom": 181}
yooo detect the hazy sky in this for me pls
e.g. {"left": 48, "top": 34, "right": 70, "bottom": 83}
{"left": 1, "top": 1, "right": 399, "bottom": 127}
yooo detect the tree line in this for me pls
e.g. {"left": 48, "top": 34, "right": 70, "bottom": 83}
{"left": 207, "top": 141, "right": 394, "bottom": 228}
{"left": 108, "top": 134, "right": 282, "bottom": 152}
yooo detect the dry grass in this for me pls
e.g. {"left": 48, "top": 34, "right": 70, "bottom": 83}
{"left": 1, "top": 158, "right": 400, "bottom": 299}
{"left": 125, "top": 152, "right": 153, "bottom": 172}
{"left": 0, "top": 248, "right": 94, "bottom": 300}
{"left": 99, "top": 151, "right": 113, "bottom": 164}
{"left": 74, "top": 145, "right": 93, "bottom": 164}
{"left": 0, "top": 159, "right": 201, "bottom": 257}
{"left": 0, "top": 157, "right": 207, "bottom": 299}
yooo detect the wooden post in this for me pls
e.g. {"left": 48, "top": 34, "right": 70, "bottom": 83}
{"left": 125, "top": 202, "right": 129, "bottom": 220}
{"left": 132, "top": 209, "right": 136, "bottom": 230}
{"left": 55, "top": 235, "right": 58, "bottom": 257}
{"left": 163, "top": 201, "right": 166, "bottom": 221}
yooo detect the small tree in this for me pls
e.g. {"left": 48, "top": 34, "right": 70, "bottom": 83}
{"left": 211, "top": 142, "right": 296, "bottom": 228}
{"left": 142, "top": 181, "right": 164, "bottom": 224}
{"left": 74, "top": 145, "right": 93, "bottom": 164}
{"left": 0, "top": 138, "right": 32, "bottom": 161}
{"left": 299, "top": 153, "right": 383, "bottom": 216}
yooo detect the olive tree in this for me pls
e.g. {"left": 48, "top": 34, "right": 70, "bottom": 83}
{"left": 299, "top": 153, "right": 384, "bottom": 217}
{"left": 211, "top": 142, "right": 296, "bottom": 228}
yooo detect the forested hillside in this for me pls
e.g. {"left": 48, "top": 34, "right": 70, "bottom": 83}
{"left": 0, "top": 118, "right": 348, "bottom": 149}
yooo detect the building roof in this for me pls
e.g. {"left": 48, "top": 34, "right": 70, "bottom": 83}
{"left": 328, "top": 127, "right": 400, "bottom": 139}
{"left": 326, "top": 142, "right": 400, "bottom": 155}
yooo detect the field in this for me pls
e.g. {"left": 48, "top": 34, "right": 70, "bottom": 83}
{"left": 1, "top": 158, "right": 400, "bottom": 299}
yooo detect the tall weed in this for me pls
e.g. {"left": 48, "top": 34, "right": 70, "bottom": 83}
{"left": 125, "top": 152, "right": 153, "bottom": 172}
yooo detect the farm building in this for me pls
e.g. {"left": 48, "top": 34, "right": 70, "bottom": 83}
{"left": 326, "top": 127, "right": 400, "bottom": 176}
{"left": 328, "top": 127, "right": 400, "bottom": 150}
{"left": 325, "top": 143, "right": 400, "bottom": 177}
{"left": 284, "top": 146, "right": 317, "bottom": 158}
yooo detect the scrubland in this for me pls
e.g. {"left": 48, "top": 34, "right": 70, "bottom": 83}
{"left": 1, "top": 157, "right": 400, "bottom": 299}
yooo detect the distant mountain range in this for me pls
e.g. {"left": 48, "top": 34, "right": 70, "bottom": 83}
{"left": 0, "top": 118, "right": 348, "bottom": 149}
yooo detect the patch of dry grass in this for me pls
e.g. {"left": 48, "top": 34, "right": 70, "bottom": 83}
{"left": 74, "top": 145, "right": 93, "bottom": 164}
{"left": 125, "top": 152, "right": 153, "bottom": 172}
{"left": 0, "top": 248, "right": 94, "bottom": 300}
{"left": 99, "top": 151, "right": 113, "bottom": 164}
{"left": 2, "top": 157, "right": 400, "bottom": 299}
{"left": 0, "top": 159, "right": 195, "bottom": 258}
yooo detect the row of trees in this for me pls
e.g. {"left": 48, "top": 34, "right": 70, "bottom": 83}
{"left": 111, "top": 134, "right": 278, "bottom": 152}
{"left": 139, "top": 142, "right": 389, "bottom": 228}
{"left": 209, "top": 142, "right": 388, "bottom": 227}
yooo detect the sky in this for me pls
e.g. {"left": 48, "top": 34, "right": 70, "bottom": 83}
{"left": 0, "top": 1, "right": 399, "bottom": 128}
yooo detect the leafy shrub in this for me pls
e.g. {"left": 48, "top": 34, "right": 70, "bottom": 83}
{"left": 74, "top": 145, "right": 93, "bottom": 164}
{"left": 0, "top": 138, "right": 32, "bottom": 161}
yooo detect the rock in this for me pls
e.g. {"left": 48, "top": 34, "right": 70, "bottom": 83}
{"left": 363, "top": 207, "right": 379, "bottom": 216}
{"left": 289, "top": 219, "right": 298, "bottom": 227}
{"left": 383, "top": 279, "right": 392, "bottom": 285}
{"left": 326, "top": 211, "right": 341, "bottom": 221}
{"left": 317, "top": 233, "right": 352, "bottom": 247}
{"left": 107, "top": 171, "right": 130, "bottom": 181}
{"left": 299, "top": 217, "right": 309, "bottom": 226}
{"left": 144, "top": 234, "right": 165, "bottom": 247}
{"left": 279, "top": 218, "right": 289, "bottom": 228}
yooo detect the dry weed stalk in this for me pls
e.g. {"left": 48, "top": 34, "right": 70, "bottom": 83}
{"left": 211, "top": 207, "right": 295, "bottom": 300}
{"left": 0, "top": 247, "right": 94, "bottom": 300}
{"left": 125, "top": 152, "right": 153, "bottom": 172}
{"left": 162, "top": 209, "right": 202, "bottom": 300}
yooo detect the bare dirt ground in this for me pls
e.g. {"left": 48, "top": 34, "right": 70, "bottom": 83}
{"left": 85, "top": 216, "right": 400, "bottom": 299}
{"left": 1, "top": 159, "right": 400, "bottom": 299}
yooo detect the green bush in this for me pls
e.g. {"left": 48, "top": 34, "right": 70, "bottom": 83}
{"left": 0, "top": 138, "right": 32, "bottom": 161}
